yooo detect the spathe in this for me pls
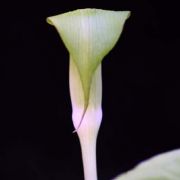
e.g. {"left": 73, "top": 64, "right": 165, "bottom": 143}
{"left": 47, "top": 8, "right": 130, "bottom": 129}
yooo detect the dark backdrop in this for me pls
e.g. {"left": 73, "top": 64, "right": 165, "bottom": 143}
{"left": 0, "top": 0, "right": 179, "bottom": 180}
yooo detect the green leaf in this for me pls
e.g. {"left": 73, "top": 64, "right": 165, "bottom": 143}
{"left": 47, "top": 8, "right": 130, "bottom": 129}
{"left": 113, "top": 149, "right": 180, "bottom": 180}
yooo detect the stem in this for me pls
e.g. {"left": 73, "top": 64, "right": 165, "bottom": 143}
{"left": 78, "top": 123, "right": 98, "bottom": 180}
{"left": 75, "top": 106, "right": 102, "bottom": 180}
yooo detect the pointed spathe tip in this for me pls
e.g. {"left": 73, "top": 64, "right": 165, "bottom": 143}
{"left": 46, "top": 17, "right": 54, "bottom": 26}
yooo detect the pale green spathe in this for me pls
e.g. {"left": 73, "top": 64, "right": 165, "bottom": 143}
{"left": 113, "top": 149, "right": 180, "bottom": 180}
{"left": 47, "top": 9, "right": 130, "bottom": 122}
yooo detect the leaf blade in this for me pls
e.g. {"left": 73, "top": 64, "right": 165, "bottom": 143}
{"left": 113, "top": 149, "right": 180, "bottom": 180}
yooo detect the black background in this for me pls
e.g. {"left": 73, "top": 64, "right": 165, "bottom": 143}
{"left": 0, "top": 0, "right": 179, "bottom": 179}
